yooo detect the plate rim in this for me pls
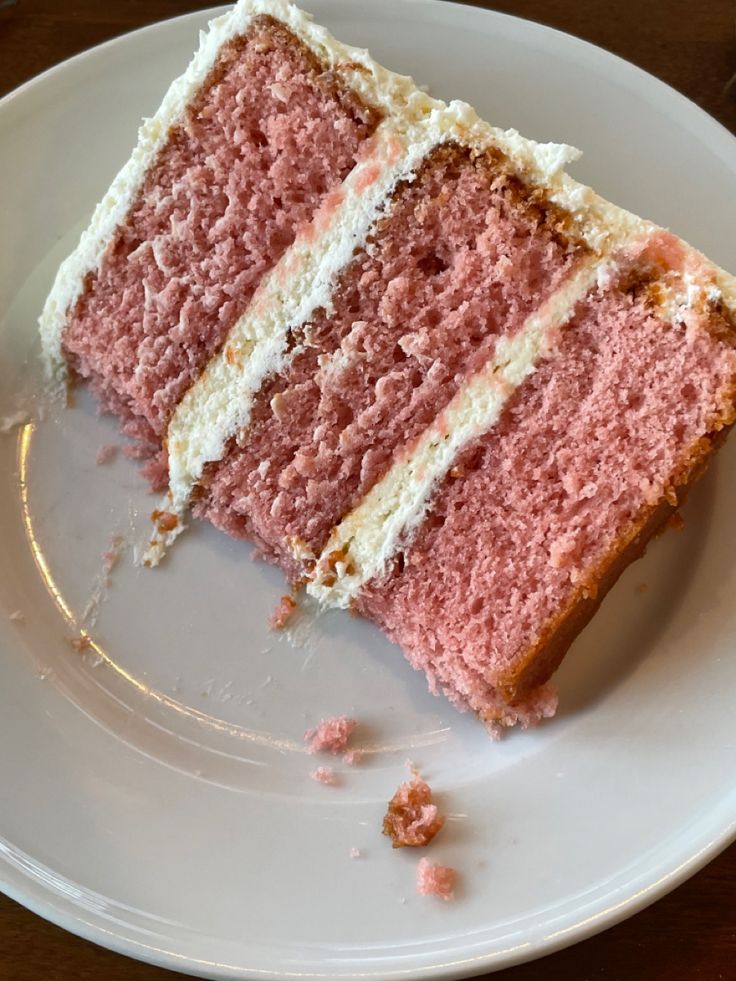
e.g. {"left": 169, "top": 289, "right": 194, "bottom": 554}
{"left": 2, "top": 0, "right": 736, "bottom": 978}
{"left": 3, "top": 813, "right": 735, "bottom": 980}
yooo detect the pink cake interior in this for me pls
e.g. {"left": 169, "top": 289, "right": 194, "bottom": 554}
{"left": 358, "top": 274, "right": 736, "bottom": 715}
{"left": 63, "top": 15, "right": 380, "bottom": 477}
{"left": 198, "top": 145, "right": 584, "bottom": 568}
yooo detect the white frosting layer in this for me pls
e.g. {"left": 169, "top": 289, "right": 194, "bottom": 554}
{"left": 306, "top": 260, "right": 601, "bottom": 608}
{"left": 38, "top": 0, "right": 434, "bottom": 398}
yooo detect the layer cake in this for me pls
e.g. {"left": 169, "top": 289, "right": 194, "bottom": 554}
{"left": 40, "top": 0, "right": 736, "bottom": 732}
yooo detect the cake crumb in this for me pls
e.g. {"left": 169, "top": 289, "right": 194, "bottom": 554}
{"left": 95, "top": 444, "right": 118, "bottom": 465}
{"left": 9, "top": 609, "right": 24, "bottom": 623}
{"left": 636, "top": 582, "right": 648, "bottom": 594}
{"left": 668, "top": 511, "right": 685, "bottom": 532}
{"left": 123, "top": 444, "right": 147, "bottom": 461}
{"left": 343, "top": 748, "right": 364, "bottom": 766}
{"left": 349, "top": 847, "right": 362, "bottom": 859}
{"left": 69, "top": 634, "right": 92, "bottom": 652}
{"left": 102, "top": 534, "right": 125, "bottom": 575}
{"left": 269, "top": 594, "right": 297, "bottom": 630}
{"left": 305, "top": 716, "right": 357, "bottom": 755}
{"left": 383, "top": 772, "right": 445, "bottom": 848}
{"left": 310, "top": 766, "right": 338, "bottom": 786}
{"left": 416, "top": 858, "right": 456, "bottom": 901}
{"left": 151, "top": 509, "right": 179, "bottom": 533}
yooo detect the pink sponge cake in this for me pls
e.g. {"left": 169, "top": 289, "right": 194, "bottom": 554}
{"left": 40, "top": 0, "right": 736, "bottom": 734}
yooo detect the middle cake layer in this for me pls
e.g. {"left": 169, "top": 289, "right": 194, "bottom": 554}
{"left": 195, "top": 143, "right": 587, "bottom": 572}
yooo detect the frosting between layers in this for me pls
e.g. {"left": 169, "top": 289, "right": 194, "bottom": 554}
{"left": 306, "top": 259, "right": 602, "bottom": 608}
{"left": 38, "top": 0, "right": 433, "bottom": 398}
{"left": 305, "top": 246, "right": 736, "bottom": 606}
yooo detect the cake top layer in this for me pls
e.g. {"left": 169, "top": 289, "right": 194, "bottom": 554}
{"left": 38, "top": 0, "right": 437, "bottom": 399}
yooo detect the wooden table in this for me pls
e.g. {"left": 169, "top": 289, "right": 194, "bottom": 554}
{"left": 1, "top": 1, "right": 735, "bottom": 978}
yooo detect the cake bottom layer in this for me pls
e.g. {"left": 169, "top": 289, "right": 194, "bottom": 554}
{"left": 358, "top": 271, "right": 736, "bottom": 713}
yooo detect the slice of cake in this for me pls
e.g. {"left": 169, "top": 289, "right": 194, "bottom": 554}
{"left": 40, "top": 0, "right": 736, "bottom": 733}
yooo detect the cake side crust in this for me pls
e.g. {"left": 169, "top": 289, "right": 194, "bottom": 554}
{"left": 499, "top": 378, "right": 736, "bottom": 700}
{"left": 500, "top": 427, "right": 734, "bottom": 700}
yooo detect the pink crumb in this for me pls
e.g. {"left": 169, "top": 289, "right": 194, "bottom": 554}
{"left": 349, "top": 847, "right": 362, "bottom": 859}
{"left": 9, "top": 610, "right": 24, "bottom": 623}
{"left": 95, "top": 444, "right": 118, "bottom": 465}
{"left": 102, "top": 534, "right": 125, "bottom": 574}
{"left": 269, "top": 594, "right": 297, "bottom": 630}
{"left": 310, "top": 766, "right": 338, "bottom": 786}
{"left": 198, "top": 143, "right": 581, "bottom": 576}
{"left": 305, "top": 716, "right": 357, "bottom": 755}
{"left": 358, "top": 267, "right": 736, "bottom": 721}
{"left": 343, "top": 749, "right": 364, "bottom": 766}
{"left": 383, "top": 773, "right": 446, "bottom": 848}
{"left": 64, "top": 17, "right": 378, "bottom": 465}
{"left": 122, "top": 444, "right": 149, "bottom": 461}
{"left": 416, "top": 858, "right": 457, "bottom": 901}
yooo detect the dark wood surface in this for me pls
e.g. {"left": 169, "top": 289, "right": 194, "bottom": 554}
{"left": 1, "top": 1, "right": 735, "bottom": 979}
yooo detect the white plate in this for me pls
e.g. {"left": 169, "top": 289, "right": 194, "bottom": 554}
{"left": 1, "top": 1, "right": 736, "bottom": 978}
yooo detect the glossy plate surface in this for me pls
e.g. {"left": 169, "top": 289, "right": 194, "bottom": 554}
{"left": 1, "top": 1, "right": 735, "bottom": 977}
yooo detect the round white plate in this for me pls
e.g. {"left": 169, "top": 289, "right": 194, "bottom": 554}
{"left": 1, "top": 1, "right": 735, "bottom": 978}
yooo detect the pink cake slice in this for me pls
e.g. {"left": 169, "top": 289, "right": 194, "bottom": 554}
{"left": 40, "top": 0, "right": 736, "bottom": 733}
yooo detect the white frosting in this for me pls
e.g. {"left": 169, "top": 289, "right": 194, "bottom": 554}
{"left": 306, "top": 261, "right": 601, "bottom": 608}
{"left": 136, "top": 494, "right": 188, "bottom": 568}
{"left": 38, "top": 0, "right": 435, "bottom": 398}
